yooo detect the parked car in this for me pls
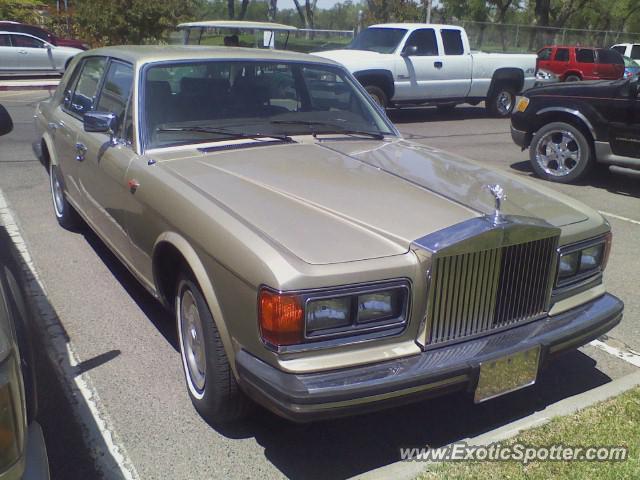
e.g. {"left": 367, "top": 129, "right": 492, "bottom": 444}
{"left": 34, "top": 46, "right": 622, "bottom": 423}
{"left": 536, "top": 45, "right": 625, "bottom": 81}
{"left": 611, "top": 43, "right": 640, "bottom": 61}
{"left": 313, "top": 24, "right": 537, "bottom": 116}
{"left": 623, "top": 55, "right": 640, "bottom": 79}
{"left": 0, "top": 104, "right": 50, "bottom": 479}
{"left": 0, "top": 21, "right": 88, "bottom": 50}
{"left": 511, "top": 78, "right": 640, "bottom": 183}
{"left": 0, "top": 32, "right": 81, "bottom": 76}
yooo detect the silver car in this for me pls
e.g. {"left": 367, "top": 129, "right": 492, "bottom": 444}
{"left": 0, "top": 31, "right": 81, "bottom": 76}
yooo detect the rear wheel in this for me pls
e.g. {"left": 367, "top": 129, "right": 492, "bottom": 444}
{"left": 176, "top": 274, "right": 251, "bottom": 424}
{"left": 364, "top": 85, "right": 388, "bottom": 109}
{"left": 529, "top": 122, "right": 593, "bottom": 183}
{"left": 486, "top": 85, "right": 516, "bottom": 117}
{"left": 564, "top": 74, "right": 581, "bottom": 82}
{"left": 49, "top": 164, "right": 81, "bottom": 230}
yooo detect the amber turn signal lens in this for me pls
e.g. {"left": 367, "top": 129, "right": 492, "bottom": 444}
{"left": 602, "top": 231, "right": 612, "bottom": 272}
{"left": 259, "top": 289, "right": 303, "bottom": 346}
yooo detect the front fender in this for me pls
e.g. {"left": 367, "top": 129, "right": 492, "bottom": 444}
{"left": 152, "top": 231, "right": 238, "bottom": 373}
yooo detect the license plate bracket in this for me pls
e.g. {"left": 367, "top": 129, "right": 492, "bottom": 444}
{"left": 474, "top": 346, "right": 541, "bottom": 403}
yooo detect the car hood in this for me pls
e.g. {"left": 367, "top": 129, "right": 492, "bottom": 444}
{"left": 527, "top": 79, "right": 627, "bottom": 98}
{"left": 158, "top": 139, "right": 590, "bottom": 265}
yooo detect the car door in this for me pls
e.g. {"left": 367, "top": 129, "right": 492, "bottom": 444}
{"left": 437, "top": 28, "right": 472, "bottom": 97}
{"left": 551, "top": 47, "right": 570, "bottom": 77}
{"left": 78, "top": 59, "right": 137, "bottom": 263}
{"left": 393, "top": 28, "right": 449, "bottom": 100}
{"left": 607, "top": 84, "right": 640, "bottom": 158}
{"left": 0, "top": 34, "right": 16, "bottom": 73}
{"left": 10, "top": 34, "right": 54, "bottom": 72}
{"left": 575, "top": 48, "right": 597, "bottom": 79}
{"left": 52, "top": 56, "right": 108, "bottom": 209}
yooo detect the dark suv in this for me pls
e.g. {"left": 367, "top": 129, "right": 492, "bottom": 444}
{"left": 537, "top": 46, "right": 625, "bottom": 81}
{"left": 0, "top": 21, "right": 87, "bottom": 50}
{"left": 511, "top": 78, "right": 640, "bottom": 183}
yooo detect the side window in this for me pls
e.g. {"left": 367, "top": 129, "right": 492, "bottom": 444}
{"left": 554, "top": 49, "right": 569, "bottom": 61}
{"left": 597, "top": 49, "right": 623, "bottom": 65}
{"left": 441, "top": 29, "right": 464, "bottom": 55}
{"left": 611, "top": 46, "right": 626, "bottom": 55}
{"left": 96, "top": 61, "right": 134, "bottom": 134}
{"left": 0, "top": 35, "right": 10, "bottom": 47}
{"left": 11, "top": 35, "right": 44, "bottom": 48}
{"left": 631, "top": 45, "right": 640, "bottom": 60}
{"left": 404, "top": 29, "right": 438, "bottom": 56}
{"left": 537, "top": 48, "right": 552, "bottom": 60}
{"left": 576, "top": 49, "right": 595, "bottom": 63}
{"left": 66, "top": 57, "right": 107, "bottom": 117}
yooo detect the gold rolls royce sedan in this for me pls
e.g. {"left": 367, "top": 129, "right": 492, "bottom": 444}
{"left": 33, "top": 46, "right": 623, "bottom": 423}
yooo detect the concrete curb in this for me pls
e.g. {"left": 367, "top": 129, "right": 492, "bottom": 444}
{"left": 0, "top": 79, "right": 60, "bottom": 91}
{"left": 351, "top": 369, "right": 640, "bottom": 480}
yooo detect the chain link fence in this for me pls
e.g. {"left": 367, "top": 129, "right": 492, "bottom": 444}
{"left": 459, "top": 21, "right": 640, "bottom": 53}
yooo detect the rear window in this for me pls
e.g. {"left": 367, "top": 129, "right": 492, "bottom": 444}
{"left": 611, "top": 45, "right": 626, "bottom": 54}
{"left": 441, "top": 29, "right": 465, "bottom": 55}
{"left": 555, "top": 48, "right": 570, "bottom": 61}
{"left": 631, "top": 45, "right": 640, "bottom": 60}
{"left": 597, "top": 49, "right": 624, "bottom": 65}
{"left": 576, "top": 48, "right": 595, "bottom": 63}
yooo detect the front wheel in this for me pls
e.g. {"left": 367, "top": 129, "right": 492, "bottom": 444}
{"left": 176, "top": 274, "right": 251, "bottom": 424}
{"left": 529, "top": 122, "right": 593, "bottom": 183}
{"left": 564, "top": 74, "right": 581, "bottom": 82}
{"left": 486, "top": 86, "right": 516, "bottom": 117}
{"left": 364, "top": 85, "right": 388, "bottom": 109}
{"left": 49, "top": 164, "right": 81, "bottom": 229}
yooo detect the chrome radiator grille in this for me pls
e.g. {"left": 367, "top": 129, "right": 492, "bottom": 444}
{"left": 426, "top": 236, "right": 557, "bottom": 345}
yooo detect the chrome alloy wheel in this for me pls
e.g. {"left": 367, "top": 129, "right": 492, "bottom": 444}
{"left": 535, "top": 129, "right": 582, "bottom": 177}
{"left": 496, "top": 90, "right": 514, "bottom": 116}
{"left": 50, "top": 167, "right": 65, "bottom": 218}
{"left": 179, "top": 288, "right": 206, "bottom": 396}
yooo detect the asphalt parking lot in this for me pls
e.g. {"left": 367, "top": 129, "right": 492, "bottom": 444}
{"left": 0, "top": 89, "right": 639, "bottom": 480}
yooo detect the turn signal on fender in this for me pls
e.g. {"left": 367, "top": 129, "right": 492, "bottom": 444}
{"left": 259, "top": 289, "right": 304, "bottom": 347}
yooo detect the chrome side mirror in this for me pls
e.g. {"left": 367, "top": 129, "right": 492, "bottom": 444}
{"left": 0, "top": 104, "right": 13, "bottom": 137}
{"left": 84, "top": 112, "right": 118, "bottom": 143}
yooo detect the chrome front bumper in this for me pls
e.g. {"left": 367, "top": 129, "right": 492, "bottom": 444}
{"left": 236, "top": 293, "right": 623, "bottom": 422}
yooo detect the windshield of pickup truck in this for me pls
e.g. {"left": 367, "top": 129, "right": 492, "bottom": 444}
{"left": 347, "top": 28, "right": 407, "bottom": 54}
{"left": 143, "top": 60, "right": 396, "bottom": 150}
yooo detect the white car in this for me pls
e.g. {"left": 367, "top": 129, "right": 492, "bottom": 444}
{"left": 611, "top": 43, "right": 640, "bottom": 62}
{"left": 0, "top": 31, "right": 81, "bottom": 76}
{"left": 314, "top": 24, "right": 537, "bottom": 116}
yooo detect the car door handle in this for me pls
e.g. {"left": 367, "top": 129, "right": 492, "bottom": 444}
{"left": 75, "top": 143, "right": 87, "bottom": 162}
{"left": 18, "top": 50, "right": 28, "bottom": 54}
{"left": 47, "top": 122, "right": 59, "bottom": 131}
{"left": 434, "top": 61, "right": 443, "bottom": 69}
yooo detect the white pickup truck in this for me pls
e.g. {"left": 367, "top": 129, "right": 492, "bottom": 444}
{"left": 314, "top": 23, "right": 537, "bottom": 116}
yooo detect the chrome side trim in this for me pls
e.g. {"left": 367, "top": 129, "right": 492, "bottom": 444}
{"left": 536, "top": 107, "right": 596, "bottom": 138}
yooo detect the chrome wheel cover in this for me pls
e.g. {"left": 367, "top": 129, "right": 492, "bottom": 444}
{"left": 50, "top": 168, "right": 65, "bottom": 218}
{"left": 179, "top": 288, "right": 206, "bottom": 394}
{"left": 535, "top": 129, "right": 581, "bottom": 177}
{"left": 496, "top": 91, "right": 514, "bottom": 115}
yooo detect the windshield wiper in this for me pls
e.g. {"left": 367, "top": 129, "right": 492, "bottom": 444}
{"left": 156, "top": 126, "right": 293, "bottom": 143}
{"left": 270, "top": 120, "right": 386, "bottom": 140}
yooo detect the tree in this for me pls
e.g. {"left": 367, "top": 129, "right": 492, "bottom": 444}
{"left": 292, "top": 0, "right": 318, "bottom": 30}
{"left": 75, "top": 0, "right": 202, "bottom": 45}
{"left": 0, "top": 0, "right": 45, "bottom": 23}
{"left": 267, "top": 0, "right": 277, "bottom": 21}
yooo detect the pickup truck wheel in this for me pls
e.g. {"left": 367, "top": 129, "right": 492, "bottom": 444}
{"left": 49, "top": 164, "right": 81, "bottom": 229}
{"left": 529, "top": 122, "right": 592, "bottom": 183}
{"left": 364, "top": 85, "right": 388, "bottom": 109}
{"left": 176, "top": 275, "right": 251, "bottom": 424}
{"left": 486, "top": 86, "right": 516, "bottom": 117}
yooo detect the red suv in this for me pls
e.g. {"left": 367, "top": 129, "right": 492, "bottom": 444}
{"left": 537, "top": 46, "right": 624, "bottom": 81}
{"left": 0, "top": 21, "right": 88, "bottom": 50}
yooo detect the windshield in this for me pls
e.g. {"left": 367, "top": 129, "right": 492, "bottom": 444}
{"left": 143, "top": 60, "right": 395, "bottom": 150}
{"left": 347, "top": 28, "right": 407, "bottom": 54}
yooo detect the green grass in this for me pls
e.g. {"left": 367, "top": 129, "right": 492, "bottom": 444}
{"left": 419, "top": 387, "right": 640, "bottom": 480}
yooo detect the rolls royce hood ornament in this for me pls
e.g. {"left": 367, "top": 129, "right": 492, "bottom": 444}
{"left": 487, "top": 184, "right": 507, "bottom": 225}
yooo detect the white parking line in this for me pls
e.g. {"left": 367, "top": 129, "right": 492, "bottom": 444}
{"left": 589, "top": 339, "right": 640, "bottom": 368}
{"left": 0, "top": 189, "right": 140, "bottom": 480}
{"left": 599, "top": 211, "right": 640, "bottom": 226}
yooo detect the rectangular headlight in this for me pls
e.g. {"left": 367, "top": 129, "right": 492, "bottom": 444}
{"left": 580, "top": 244, "right": 603, "bottom": 272}
{"left": 558, "top": 251, "right": 580, "bottom": 279}
{"left": 556, "top": 234, "right": 611, "bottom": 287}
{"left": 259, "top": 281, "right": 409, "bottom": 348}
